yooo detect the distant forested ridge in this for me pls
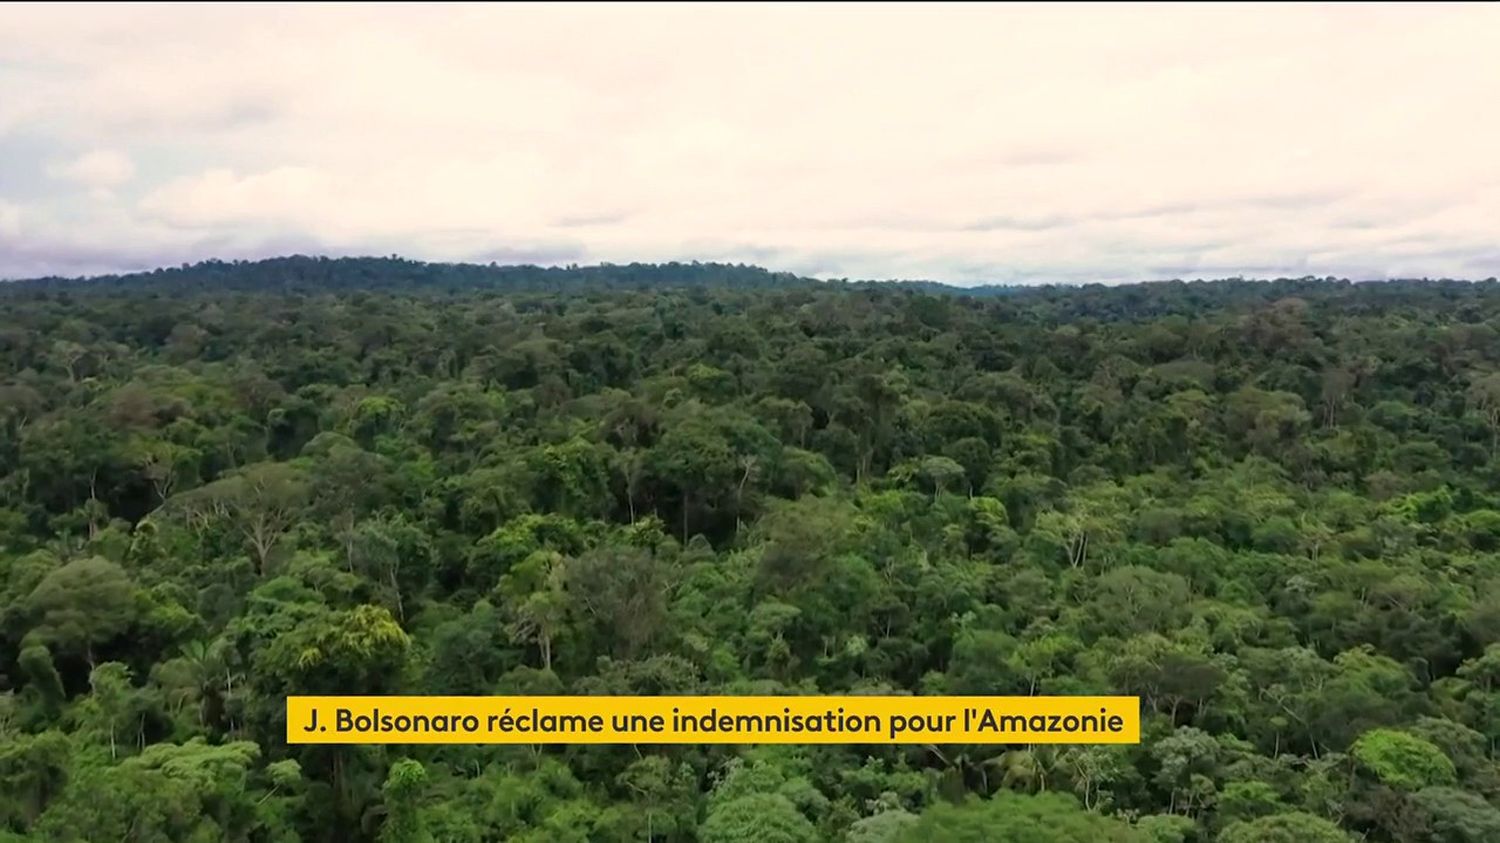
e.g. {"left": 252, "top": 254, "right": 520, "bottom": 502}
{"left": 7, "top": 253, "right": 1496, "bottom": 316}
{"left": 6, "top": 259, "right": 1500, "bottom": 841}
{"left": 2, "top": 256, "right": 817, "bottom": 295}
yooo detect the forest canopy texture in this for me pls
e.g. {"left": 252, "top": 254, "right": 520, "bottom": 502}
{"left": 5, "top": 258, "right": 1500, "bottom": 842}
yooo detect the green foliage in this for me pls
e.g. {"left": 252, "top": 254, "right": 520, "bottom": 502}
{"left": 1351, "top": 728, "right": 1458, "bottom": 791}
{"left": 6, "top": 264, "right": 1500, "bottom": 840}
{"left": 34, "top": 739, "right": 267, "bottom": 841}
{"left": 23, "top": 556, "right": 136, "bottom": 665}
{"left": 379, "top": 759, "right": 432, "bottom": 843}
{"left": 258, "top": 604, "right": 410, "bottom": 694}
{"left": 1218, "top": 812, "right": 1354, "bottom": 843}
{"left": 700, "top": 793, "right": 818, "bottom": 843}
{"left": 1409, "top": 787, "right": 1500, "bottom": 842}
{"left": 893, "top": 792, "right": 1145, "bottom": 842}
{"left": 1135, "top": 814, "right": 1196, "bottom": 843}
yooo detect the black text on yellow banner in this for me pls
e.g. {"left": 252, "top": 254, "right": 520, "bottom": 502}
{"left": 286, "top": 696, "right": 1141, "bottom": 745}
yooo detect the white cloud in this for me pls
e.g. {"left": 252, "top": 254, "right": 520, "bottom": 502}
{"left": 0, "top": 200, "right": 20, "bottom": 238}
{"left": 47, "top": 149, "right": 135, "bottom": 190}
{"left": 0, "top": 5, "right": 1498, "bottom": 282}
{"left": 139, "top": 166, "right": 328, "bottom": 229}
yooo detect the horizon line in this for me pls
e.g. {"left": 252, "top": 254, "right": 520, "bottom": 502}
{"left": 5, "top": 253, "right": 1499, "bottom": 290}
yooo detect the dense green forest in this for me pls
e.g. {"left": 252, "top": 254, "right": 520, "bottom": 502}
{"left": 7, "top": 258, "right": 1500, "bottom": 841}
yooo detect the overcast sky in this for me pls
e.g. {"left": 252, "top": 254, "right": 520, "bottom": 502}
{"left": 1, "top": 3, "right": 1498, "bottom": 284}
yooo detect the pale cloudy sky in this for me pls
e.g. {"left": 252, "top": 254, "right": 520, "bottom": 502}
{"left": 1, "top": 3, "right": 1498, "bottom": 284}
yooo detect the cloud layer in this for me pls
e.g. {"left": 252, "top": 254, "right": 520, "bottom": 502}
{"left": 1, "top": 4, "right": 1498, "bottom": 283}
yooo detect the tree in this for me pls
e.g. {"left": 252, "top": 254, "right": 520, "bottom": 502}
{"left": 347, "top": 515, "right": 434, "bottom": 623}
{"left": 1409, "top": 787, "right": 1500, "bottom": 842}
{"left": 648, "top": 409, "right": 774, "bottom": 541}
{"left": 258, "top": 604, "right": 410, "bottom": 695}
{"left": 700, "top": 793, "right": 817, "bottom": 843}
{"left": 25, "top": 556, "right": 136, "bottom": 667}
{"left": 1218, "top": 812, "right": 1354, "bottom": 843}
{"left": 132, "top": 438, "right": 199, "bottom": 507}
{"left": 171, "top": 462, "right": 310, "bottom": 575}
{"left": 0, "top": 729, "right": 69, "bottom": 830}
{"left": 1225, "top": 388, "right": 1309, "bottom": 457}
{"left": 568, "top": 545, "right": 673, "bottom": 659}
{"left": 379, "top": 759, "right": 433, "bottom": 843}
{"left": 1350, "top": 728, "right": 1457, "bottom": 791}
{"left": 34, "top": 739, "right": 265, "bottom": 842}
{"left": 846, "top": 808, "right": 919, "bottom": 843}
{"left": 1469, "top": 372, "right": 1500, "bottom": 456}
{"left": 893, "top": 792, "right": 1145, "bottom": 842}
{"left": 605, "top": 756, "right": 699, "bottom": 842}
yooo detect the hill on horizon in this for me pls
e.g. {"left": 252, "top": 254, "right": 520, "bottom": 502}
{"left": 4, "top": 253, "right": 1496, "bottom": 296}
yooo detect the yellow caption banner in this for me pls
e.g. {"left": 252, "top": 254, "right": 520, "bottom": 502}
{"left": 286, "top": 696, "right": 1139, "bottom": 745}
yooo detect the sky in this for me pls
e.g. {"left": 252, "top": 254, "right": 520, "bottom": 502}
{"left": 1, "top": 3, "right": 1498, "bottom": 285}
